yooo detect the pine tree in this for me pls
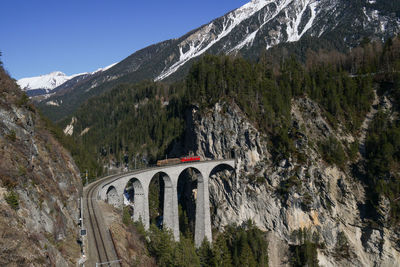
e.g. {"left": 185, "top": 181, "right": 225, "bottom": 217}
{"left": 212, "top": 235, "right": 232, "bottom": 267}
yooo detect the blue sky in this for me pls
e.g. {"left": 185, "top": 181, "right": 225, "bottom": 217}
{"left": 1, "top": 0, "right": 249, "bottom": 79}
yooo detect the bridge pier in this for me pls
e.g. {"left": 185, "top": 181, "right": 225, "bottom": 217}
{"left": 172, "top": 184, "right": 180, "bottom": 241}
{"left": 194, "top": 171, "right": 212, "bottom": 247}
{"left": 163, "top": 181, "right": 180, "bottom": 241}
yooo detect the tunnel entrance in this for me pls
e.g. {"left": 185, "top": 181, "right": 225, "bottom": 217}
{"left": 177, "top": 167, "right": 200, "bottom": 239}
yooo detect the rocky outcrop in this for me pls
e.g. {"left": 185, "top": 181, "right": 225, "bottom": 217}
{"left": 184, "top": 102, "right": 268, "bottom": 171}
{"left": 0, "top": 67, "right": 82, "bottom": 266}
{"left": 184, "top": 98, "right": 400, "bottom": 266}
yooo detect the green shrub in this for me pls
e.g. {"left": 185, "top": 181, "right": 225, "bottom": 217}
{"left": 1, "top": 175, "right": 17, "bottom": 189}
{"left": 17, "top": 93, "right": 29, "bottom": 107}
{"left": 278, "top": 175, "right": 302, "bottom": 201}
{"left": 6, "top": 130, "right": 16, "bottom": 142}
{"left": 365, "top": 111, "right": 400, "bottom": 224}
{"left": 5, "top": 191, "right": 19, "bottom": 210}
{"left": 132, "top": 220, "right": 147, "bottom": 239}
{"left": 318, "top": 136, "right": 346, "bottom": 167}
{"left": 146, "top": 224, "right": 176, "bottom": 267}
{"left": 122, "top": 206, "right": 133, "bottom": 226}
{"left": 248, "top": 174, "right": 266, "bottom": 186}
{"left": 334, "top": 231, "right": 350, "bottom": 258}
{"left": 18, "top": 165, "right": 27, "bottom": 176}
{"left": 129, "top": 218, "right": 268, "bottom": 267}
{"left": 347, "top": 141, "right": 359, "bottom": 161}
{"left": 290, "top": 240, "right": 319, "bottom": 267}
{"left": 301, "top": 192, "right": 313, "bottom": 212}
{"left": 290, "top": 229, "right": 319, "bottom": 267}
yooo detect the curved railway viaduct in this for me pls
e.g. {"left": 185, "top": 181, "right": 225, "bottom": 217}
{"left": 98, "top": 159, "right": 235, "bottom": 247}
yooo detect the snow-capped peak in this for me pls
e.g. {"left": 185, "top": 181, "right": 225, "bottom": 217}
{"left": 17, "top": 62, "right": 117, "bottom": 92}
{"left": 49, "top": 71, "right": 65, "bottom": 76}
{"left": 17, "top": 71, "right": 76, "bottom": 91}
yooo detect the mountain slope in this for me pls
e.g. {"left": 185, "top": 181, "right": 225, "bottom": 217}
{"left": 63, "top": 38, "right": 400, "bottom": 265}
{"left": 0, "top": 64, "right": 82, "bottom": 265}
{"left": 40, "top": 0, "right": 400, "bottom": 121}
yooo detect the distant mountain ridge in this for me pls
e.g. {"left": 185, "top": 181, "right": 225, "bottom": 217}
{"left": 18, "top": 63, "right": 116, "bottom": 97}
{"left": 39, "top": 0, "right": 400, "bottom": 121}
{"left": 18, "top": 71, "right": 81, "bottom": 96}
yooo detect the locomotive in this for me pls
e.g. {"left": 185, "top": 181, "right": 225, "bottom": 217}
{"left": 156, "top": 156, "right": 201, "bottom": 166}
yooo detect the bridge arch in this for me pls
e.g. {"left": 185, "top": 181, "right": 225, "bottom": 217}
{"left": 208, "top": 163, "right": 235, "bottom": 178}
{"left": 148, "top": 171, "right": 175, "bottom": 230}
{"left": 124, "top": 177, "right": 145, "bottom": 223}
{"left": 177, "top": 166, "right": 212, "bottom": 246}
{"left": 106, "top": 185, "right": 121, "bottom": 207}
{"left": 208, "top": 163, "right": 236, "bottom": 226}
{"left": 179, "top": 166, "right": 204, "bottom": 183}
{"left": 177, "top": 167, "right": 202, "bottom": 238}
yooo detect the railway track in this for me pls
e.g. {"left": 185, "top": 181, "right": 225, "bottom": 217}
{"left": 84, "top": 175, "right": 121, "bottom": 266}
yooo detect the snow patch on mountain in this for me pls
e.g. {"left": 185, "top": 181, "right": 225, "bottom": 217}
{"left": 230, "top": 29, "right": 260, "bottom": 52}
{"left": 230, "top": 0, "right": 300, "bottom": 53}
{"left": 155, "top": 0, "right": 278, "bottom": 81}
{"left": 93, "top": 62, "right": 117, "bottom": 74}
{"left": 155, "top": 0, "right": 323, "bottom": 81}
{"left": 286, "top": 1, "right": 318, "bottom": 42}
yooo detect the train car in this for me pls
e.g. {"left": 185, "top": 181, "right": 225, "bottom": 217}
{"left": 156, "top": 156, "right": 202, "bottom": 166}
{"left": 156, "top": 158, "right": 180, "bottom": 166}
{"left": 180, "top": 156, "right": 201, "bottom": 163}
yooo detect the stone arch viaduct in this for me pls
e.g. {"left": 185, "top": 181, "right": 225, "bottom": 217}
{"left": 98, "top": 159, "right": 235, "bottom": 247}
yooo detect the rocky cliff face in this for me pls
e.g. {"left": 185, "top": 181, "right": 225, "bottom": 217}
{"left": 184, "top": 98, "right": 400, "bottom": 266}
{"left": 0, "top": 67, "right": 82, "bottom": 265}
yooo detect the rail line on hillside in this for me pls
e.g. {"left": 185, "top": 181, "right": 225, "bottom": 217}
{"left": 85, "top": 174, "right": 121, "bottom": 266}
{"left": 86, "top": 179, "right": 109, "bottom": 264}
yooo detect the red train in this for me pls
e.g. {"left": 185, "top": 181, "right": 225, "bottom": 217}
{"left": 180, "top": 156, "right": 201, "bottom": 163}
{"left": 156, "top": 156, "right": 201, "bottom": 166}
